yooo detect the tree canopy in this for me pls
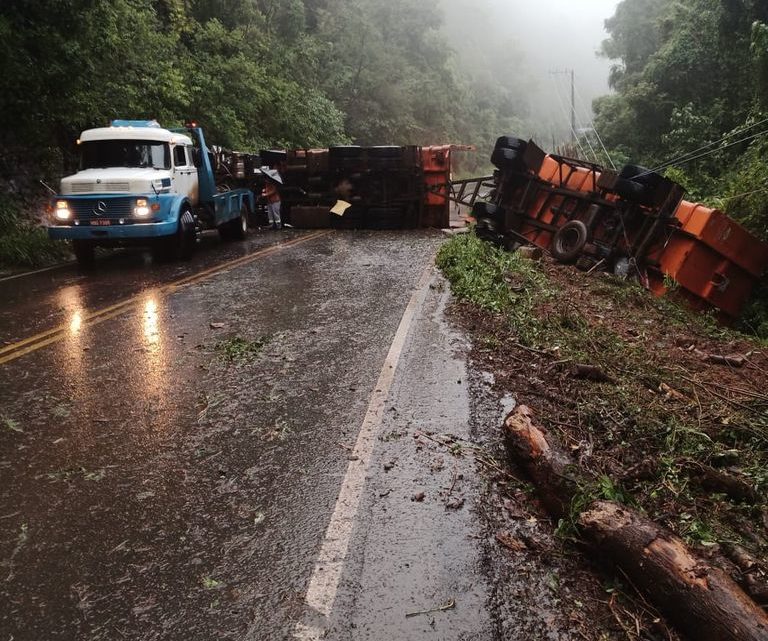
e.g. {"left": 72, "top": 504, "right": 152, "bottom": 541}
{"left": 0, "top": 0, "right": 527, "bottom": 168}
{"left": 594, "top": 0, "right": 768, "bottom": 240}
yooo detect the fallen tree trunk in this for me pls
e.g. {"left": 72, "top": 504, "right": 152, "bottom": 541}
{"left": 502, "top": 405, "right": 579, "bottom": 520}
{"left": 503, "top": 406, "right": 768, "bottom": 641}
{"left": 580, "top": 501, "right": 768, "bottom": 641}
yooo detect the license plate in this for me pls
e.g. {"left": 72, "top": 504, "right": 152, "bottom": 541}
{"left": 90, "top": 219, "right": 111, "bottom": 226}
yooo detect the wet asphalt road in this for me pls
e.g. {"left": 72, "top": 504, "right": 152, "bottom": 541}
{"left": 0, "top": 230, "right": 493, "bottom": 640}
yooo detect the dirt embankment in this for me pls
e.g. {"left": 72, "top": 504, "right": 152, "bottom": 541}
{"left": 439, "top": 231, "right": 768, "bottom": 640}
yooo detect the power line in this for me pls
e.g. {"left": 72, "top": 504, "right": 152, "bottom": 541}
{"left": 631, "top": 115, "right": 768, "bottom": 178}
{"left": 721, "top": 185, "right": 768, "bottom": 202}
{"left": 572, "top": 80, "right": 616, "bottom": 169}
{"left": 549, "top": 73, "right": 590, "bottom": 160}
{"left": 562, "top": 73, "right": 601, "bottom": 166}
{"left": 637, "top": 126, "right": 768, "bottom": 177}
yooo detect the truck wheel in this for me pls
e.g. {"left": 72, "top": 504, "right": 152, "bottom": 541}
{"left": 491, "top": 148, "right": 526, "bottom": 171}
{"left": 218, "top": 204, "right": 248, "bottom": 242}
{"left": 231, "top": 203, "right": 249, "bottom": 240}
{"left": 495, "top": 136, "right": 528, "bottom": 152}
{"left": 153, "top": 208, "right": 195, "bottom": 262}
{"left": 614, "top": 177, "right": 646, "bottom": 203}
{"left": 177, "top": 208, "right": 197, "bottom": 259}
{"left": 72, "top": 240, "right": 95, "bottom": 268}
{"left": 551, "top": 220, "right": 589, "bottom": 264}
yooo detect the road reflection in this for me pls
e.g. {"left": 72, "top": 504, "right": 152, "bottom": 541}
{"left": 69, "top": 310, "right": 83, "bottom": 335}
{"left": 143, "top": 298, "right": 160, "bottom": 347}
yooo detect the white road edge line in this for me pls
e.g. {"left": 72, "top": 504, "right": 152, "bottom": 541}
{"left": 293, "top": 259, "right": 436, "bottom": 640}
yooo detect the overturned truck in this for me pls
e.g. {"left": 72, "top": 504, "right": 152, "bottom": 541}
{"left": 473, "top": 137, "right": 768, "bottom": 321}
{"left": 260, "top": 145, "right": 465, "bottom": 230}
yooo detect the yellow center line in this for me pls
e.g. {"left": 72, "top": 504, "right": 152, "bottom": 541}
{"left": 0, "top": 231, "right": 331, "bottom": 366}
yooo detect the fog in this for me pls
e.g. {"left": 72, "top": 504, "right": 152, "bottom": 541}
{"left": 442, "top": 0, "right": 620, "bottom": 145}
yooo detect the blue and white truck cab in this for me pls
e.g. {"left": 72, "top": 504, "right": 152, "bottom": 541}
{"left": 49, "top": 120, "right": 255, "bottom": 266}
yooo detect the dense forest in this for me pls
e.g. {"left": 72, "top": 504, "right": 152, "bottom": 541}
{"left": 594, "top": 0, "right": 768, "bottom": 241}
{"left": 0, "top": 0, "right": 526, "bottom": 166}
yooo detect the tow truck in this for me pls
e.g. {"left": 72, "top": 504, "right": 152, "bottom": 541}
{"left": 48, "top": 120, "right": 256, "bottom": 266}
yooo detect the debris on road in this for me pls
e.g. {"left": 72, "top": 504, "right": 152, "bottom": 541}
{"left": 444, "top": 497, "right": 465, "bottom": 510}
{"left": 504, "top": 405, "right": 768, "bottom": 641}
{"left": 495, "top": 531, "right": 527, "bottom": 553}
{"left": 405, "top": 599, "right": 456, "bottom": 618}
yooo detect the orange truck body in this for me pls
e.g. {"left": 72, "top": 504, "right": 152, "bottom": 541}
{"left": 497, "top": 145, "right": 768, "bottom": 320}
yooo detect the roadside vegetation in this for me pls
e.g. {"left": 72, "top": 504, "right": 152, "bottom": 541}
{"left": 0, "top": 195, "right": 68, "bottom": 269}
{"left": 594, "top": 0, "right": 768, "bottom": 241}
{"left": 438, "top": 231, "right": 768, "bottom": 608}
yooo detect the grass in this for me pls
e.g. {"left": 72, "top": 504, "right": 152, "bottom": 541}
{"left": 3, "top": 417, "right": 23, "bottom": 433}
{"left": 436, "top": 231, "right": 555, "bottom": 345}
{"left": 0, "top": 194, "right": 69, "bottom": 269}
{"left": 437, "top": 230, "right": 768, "bottom": 554}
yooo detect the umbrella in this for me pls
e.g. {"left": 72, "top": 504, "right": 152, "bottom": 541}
{"left": 260, "top": 167, "right": 283, "bottom": 185}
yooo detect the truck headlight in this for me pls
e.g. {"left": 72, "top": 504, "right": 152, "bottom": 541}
{"left": 134, "top": 198, "right": 151, "bottom": 217}
{"left": 55, "top": 200, "right": 72, "bottom": 221}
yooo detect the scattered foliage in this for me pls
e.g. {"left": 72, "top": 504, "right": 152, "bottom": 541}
{"left": 215, "top": 336, "right": 270, "bottom": 363}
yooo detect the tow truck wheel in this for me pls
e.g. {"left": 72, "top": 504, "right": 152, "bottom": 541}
{"left": 152, "top": 209, "right": 195, "bottom": 262}
{"left": 232, "top": 203, "right": 249, "bottom": 241}
{"left": 177, "top": 209, "right": 197, "bottom": 259}
{"left": 72, "top": 240, "right": 95, "bottom": 268}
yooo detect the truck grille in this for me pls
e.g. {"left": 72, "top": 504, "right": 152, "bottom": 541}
{"left": 70, "top": 198, "right": 135, "bottom": 220}
{"left": 70, "top": 181, "right": 131, "bottom": 193}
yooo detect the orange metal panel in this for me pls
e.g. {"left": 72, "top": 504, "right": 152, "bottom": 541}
{"left": 657, "top": 235, "right": 759, "bottom": 318}
{"left": 537, "top": 156, "right": 561, "bottom": 182}
{"left": 673, "top": 201, "right": 768, "bottom": 277}
{"left": 420, "top": 146, "right": 452, "bottom": 226}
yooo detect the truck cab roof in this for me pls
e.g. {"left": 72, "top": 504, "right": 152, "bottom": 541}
{"left": 80, "top": 124, "right": 193, "bottom": 146}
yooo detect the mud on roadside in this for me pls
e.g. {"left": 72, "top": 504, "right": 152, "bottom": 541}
{"left": 440, "top": 232, "right": 768, "bottom": 640}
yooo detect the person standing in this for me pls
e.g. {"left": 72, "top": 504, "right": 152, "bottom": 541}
{"left": 263, "top": 171, "right": 282, "bottom": 230}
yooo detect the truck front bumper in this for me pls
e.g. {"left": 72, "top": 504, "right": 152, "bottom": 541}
{"left": 48, "top": 220, "right": 178, "bottom": 242}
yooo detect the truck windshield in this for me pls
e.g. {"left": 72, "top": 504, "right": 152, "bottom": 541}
{"left": 80, "top": 140, "right": 171, "bottom": 170}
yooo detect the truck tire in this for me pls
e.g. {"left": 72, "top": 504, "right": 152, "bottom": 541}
{"left": 368, "top": 146, "right": 402, "bottom": 170}
{"left": 551, "top": 220, "right": 589, "bottom": 264}
{"left": 368, "top": 146, "right": 402, "bottom": 158}
{"left": 72, "top": 240, "right": 95, "bottom": 268}
{"left": 613, "top": 177, "right": 646, "bottom": 203}
{"left": 153, "top": 208, "right": 196, "bottom": 261}
{"left": 472, "top": 201, "right": 502, "bottom": 222}
{"left": 231, "top": 203, "right": 249, "bottom": 240}
{"left": 177, "top": 208, "right": 197, "bottom": 259}
{"left": 495, "top": 136, "right": 528, "bottom": 152}
{"left": 329, "top": 146, "right": 363, "bottom": 158}
{"left": 218, "top": 203, "right": 249, "bottom": 241}
{"left": 491, "top": 148, "right": 526, "bottom": 171}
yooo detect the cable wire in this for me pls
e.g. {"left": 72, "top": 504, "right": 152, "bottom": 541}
{"left": 557, "top": 73, "right": 601, "bottom": 163}
{"left": 573, "top": 81, "right": 617, "bottom": 169}
{"left": 630, "top": 115, "right": 768, "bottom": 178}
{"left": 635, "top": 126, "right": 768, "bottom": 178}
{"left": 721, "top": 185, "right": 768, "bottom": 202}
{"left": 549, "top": 73, "right": 591, "bottom": 161}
